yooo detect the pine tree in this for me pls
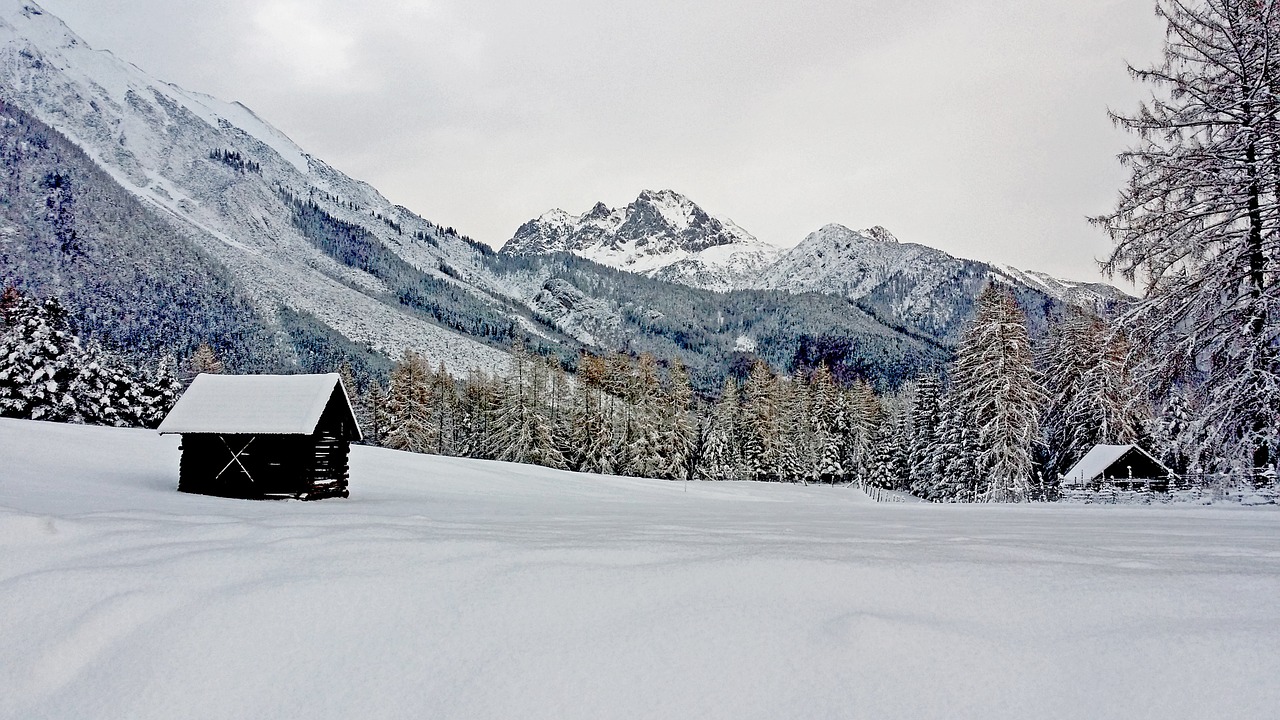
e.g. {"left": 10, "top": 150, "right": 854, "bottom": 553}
{"left": 947, "top": 284, "right": 1045, "bottom": 502}
{"left": 381, "top": 350, "right": 435, "bottom": 454}
{"left": 184, "top": 342, "right": 224, "bottom": 382}
{"left": 930, "top": 399, "right": 977, "bottom": 501}
{"left": 1152, "top": 387, "right": 1196, "bottom": 475}
{"left": 907, "top": 375, "right": 943, "bottom": 497}
{"left": 0, "top": 295, "right": 86, "bottom": 422}
{"left": 845, "top": 380, "right": 880, "bottom": 484}
{"left": 1096, "top": 0, "right": 1280, "bottom": 479}
{"left": 136, "top": 354, "right": 181, "bottom": 428}
{"left": 700, "top": 377, "right": 743, "bottom": 481}
{"left": 429, "top": 361, "right": 457, "bottom": 455}
{"left": 457, "top": 369, "right": 496, "bottom": 459}
{"left": 772, "top": 371, "right": 811, "bottom": 483}
{"left": 621, "top": 354, "right": 666, "bottom": 478}
{"left": 811, "top": 365, "right": 846, "bottom": 484}
{"left": 563, "top": 354, "right": 613, "bottom": 474}
{"left": 490, "top": 345, "right": 565, "bottom": 469}
{"left": 740, "top": 360, "right": 780, "bottom": 482}
{"left": 661, "top": 361, "right": 696, "bottom": 480}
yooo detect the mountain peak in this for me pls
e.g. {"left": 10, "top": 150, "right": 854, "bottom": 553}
{"left": 501, "top": 190, "right": 779, "bottom": 291}
{"left": 862, "top": 225, "right": 899, "bottom": 244}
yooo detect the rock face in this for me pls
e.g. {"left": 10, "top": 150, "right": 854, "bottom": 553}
{"left": 501, "top": 190, "right": 781, "bottom": 292}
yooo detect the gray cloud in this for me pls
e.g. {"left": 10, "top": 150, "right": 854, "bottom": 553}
{"left": 41, "top": 0, "right": 1165, "bottom": 282}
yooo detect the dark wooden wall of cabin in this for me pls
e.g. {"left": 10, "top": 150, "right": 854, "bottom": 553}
{"left": 177, "top": 432, "right": 349, "bottom": 500}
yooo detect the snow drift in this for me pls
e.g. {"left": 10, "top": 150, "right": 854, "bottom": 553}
{"left": 1, "top": 418, "right": 1278, "bottom": 719}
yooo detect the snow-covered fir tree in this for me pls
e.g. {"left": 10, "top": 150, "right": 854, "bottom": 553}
{"left": 700, "top": 376, "right": 743, "bottom": 481}
{"left": 946, "top": 283, "right": 1045, "bottom": 502}
{"left": 844, "top": 380, "right": 880, "bottom": 485}
{"left": 777, "top": 371, "right": 817, "bottom": 484}
{"left": 660, "top": 361, "right": 696, "bottom": 480}
{"left": 489, "top": 345, "right": 566, "bottom": 469}
{"left": 621, "top": 354, "right": 667, "bottom": 479}
{"left": 740, "top": 360, "right": 781, "bottom": 482}
{"left": 0, "top": 289, "right": 179, "bottom": 427}
{"left": 1096, "top": 0, "right": 1280, "bottom": 480}
{"left": 810, "top": 365, "right": 847, "bottom": 484}
{"left": 0, "top": 294, "right": 85, "bottom": 421}
{"left": 907, "top": 375, "right": 944, "bottom": 497}
{"left": 565, "top": 354, "right": 614, "bottom": 474}
{"left": 1151, "top": 387, "right": 1196, "bottom": 476}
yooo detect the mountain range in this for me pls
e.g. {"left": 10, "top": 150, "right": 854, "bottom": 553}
{"left": 503, "top": 194, "right": 1128, "bottom": 344}
{"left": 0, "top": 0, "right": 1125, "bottom": 392}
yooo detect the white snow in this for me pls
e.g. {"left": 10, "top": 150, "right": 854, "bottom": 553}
{"left": 156, "top": 373, "right": 356, "bottom": 437}
{"left": 3, "top": 417, "right": 1279, "bottom": 719}
{"left": 505, "top": 190, "right": 782, "bottom": 292}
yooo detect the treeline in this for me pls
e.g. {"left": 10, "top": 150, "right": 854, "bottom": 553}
{"left": 354, "top": 282, "right": 1206, "bottom": 502}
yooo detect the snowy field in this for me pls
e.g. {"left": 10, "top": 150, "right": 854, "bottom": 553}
{"left": 1, "top": 418, "right": 1278, "bottom": 719}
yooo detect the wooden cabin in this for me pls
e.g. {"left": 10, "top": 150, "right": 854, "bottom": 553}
{"left": 157, "top": 373, "right": 361, "bottom": 500}
{"left": 1061, "top": 444, "right": 1171, "bottom": 491}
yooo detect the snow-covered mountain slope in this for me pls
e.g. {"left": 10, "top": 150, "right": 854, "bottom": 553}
{"left": 994, "top": 264, "right": 1132, "bottom": 312}
{"left": 501, "top": 190, "right": 781, "bottom": 292}
{"left": 748, "top": 223, "right": 1130, "bottom": 343}
{"left": 748, "top": 223, "right": 993, "bottom": 341}
{"left": 0, "top": 0, "right": 513, "bottom": 375}
{"left": 6, "top": 416, "right": 1280, "bottom": 720}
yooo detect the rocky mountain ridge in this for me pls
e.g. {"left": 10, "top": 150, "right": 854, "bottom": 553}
{"left": 507, "top": 208, "right": 1130, "bottom": 343}
{"left": 501, "top": 189, "right": 781, "bottom": 292}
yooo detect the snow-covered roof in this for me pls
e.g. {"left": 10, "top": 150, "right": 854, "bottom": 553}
{"left": 1062, "top": 444, "right": 1166, "bottom": 484}
{"left": 157, "top": 374, "right": 360, "bottom": 439}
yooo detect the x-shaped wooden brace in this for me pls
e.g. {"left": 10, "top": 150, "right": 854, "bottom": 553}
{"left": 216, "top": 435, "right": 257, "bottom": 485}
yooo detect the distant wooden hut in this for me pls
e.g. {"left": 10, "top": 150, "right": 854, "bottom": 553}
{"left": 157, "top": 373, "right": 361, "bottom": 500}
{"left": 1061, "top": 444, "right": 1171, "bottom": 491}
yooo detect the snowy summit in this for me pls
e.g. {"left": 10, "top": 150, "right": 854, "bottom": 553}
{"left": 501, "top": 190, "right": 781, "bottom": 292}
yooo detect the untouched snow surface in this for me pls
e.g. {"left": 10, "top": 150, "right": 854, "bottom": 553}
{"left": 2, "top": 418, "right": 1278, "bottom": 719}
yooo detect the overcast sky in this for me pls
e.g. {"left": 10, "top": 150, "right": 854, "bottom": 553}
{"left": 41, "top": 0, "right": 1165, "bottom": 282}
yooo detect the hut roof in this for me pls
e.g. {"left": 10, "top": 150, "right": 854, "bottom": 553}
{"left": 1062, "top": 444, "right": 1168, "bottom": 484}
{"left": 157, "top": 373, "right": 360, "bottom": 439}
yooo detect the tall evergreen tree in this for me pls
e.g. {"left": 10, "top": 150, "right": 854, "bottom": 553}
{"left": 740, "top": 360, "right": 780, "bottom": 482}
{"left": 661, "top": 361, "right": 696, "bottom": 480}
{"left": 947, "top": 284, "right": 1045, "bottom": 502}
{"left": 1096, "top": 0, "right": 1280, "bottom": 479}
{"left": 908, "top": 375, "right": 944, "bottom": 497}
{"left": 490, "top": 345, "right": 565, "bottom": 469}
{"left": 811, "top": 365, "right": 847, "bottom": 484}
{"left": 700, "top": 377, "right": 743, "bottom": 481}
